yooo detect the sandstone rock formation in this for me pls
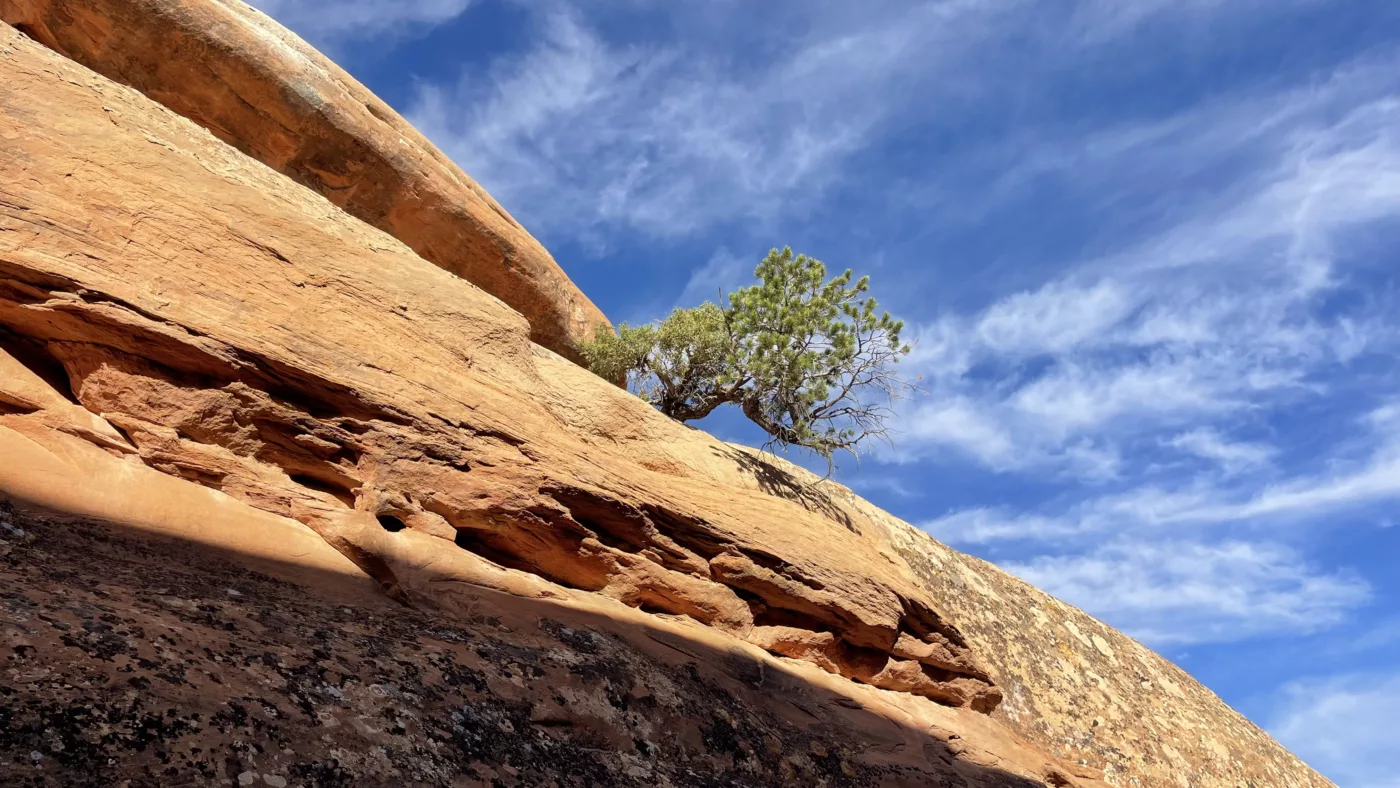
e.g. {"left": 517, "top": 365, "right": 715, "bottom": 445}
{"left": 0, "top": 13, "right": 1334, "bottom": 788}
{"left": 0, "top": 0, "right": 610, "bottom": 362}
{"left": 0, "top": 17, "right": 1000, "bottom": 714}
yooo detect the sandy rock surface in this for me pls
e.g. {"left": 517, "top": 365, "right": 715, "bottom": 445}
{"left": 0, "top": 0, "right": 610, "bottom": 362}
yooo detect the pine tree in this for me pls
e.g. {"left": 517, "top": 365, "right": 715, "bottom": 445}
{"left": 582, "top": 247, "right": 912, "bottom": 472}
{"left": 727, "top": 247, "right": 912, "bottom": 469}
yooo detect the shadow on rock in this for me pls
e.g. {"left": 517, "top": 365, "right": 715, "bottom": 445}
{"left": 0, "top": 496, "right": 1085, "bottom": 787}
{"left": 712, "top": 445, "right": 860, "bottom": 534}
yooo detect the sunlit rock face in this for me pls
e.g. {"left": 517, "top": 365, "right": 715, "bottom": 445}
{"left": 0, "top": 0, "right": 610, "bottom": 363}
{"left": 0, "top": 7, "right": 1332, "bottom": 788}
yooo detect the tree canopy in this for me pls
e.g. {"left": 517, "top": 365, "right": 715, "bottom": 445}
{"left": 582, "top": 247, "right": 913, "bottom": 471}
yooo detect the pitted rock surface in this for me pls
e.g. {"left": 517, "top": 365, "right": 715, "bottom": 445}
{"left": 0, "top": 501, "right": 1102, "bottom": 787}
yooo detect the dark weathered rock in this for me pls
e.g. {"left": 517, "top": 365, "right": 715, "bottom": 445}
{"left": 0, "top": 501, "right": 1105, "bottom": 787}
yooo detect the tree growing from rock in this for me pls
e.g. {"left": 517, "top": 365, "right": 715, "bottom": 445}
{"left": 583, "top": 247, "right": 913, "bottom": 471}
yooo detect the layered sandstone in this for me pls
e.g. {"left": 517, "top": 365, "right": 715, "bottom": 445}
{"left": 0, "top": 14, "right": 1333, "bottom": 788}
{"left": 0, "top": 0, "right": 610, "bottom": 362}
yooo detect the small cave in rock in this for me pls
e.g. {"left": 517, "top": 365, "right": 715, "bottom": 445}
{"left": 729, "top": 586, "right": 836, "bottom": 633}
{"left": 0, "top": 330, "right": 81, "bottom": 406}
{"left": 10, "top": 23, "right": 43, "bottom": 44}
{"left": 451, "top": 527, "right": 537, "bottom": 575}
{"left": 642, "top": 505, "right": 728, "bottom": 559}
{"left": 548, "top": 487, "right": 652, "bottom": 553}
{"left": 902, "top": 603, "right": 971, "bottom": 650}
{"left": 376, "top": 513, "right": 407, "bottom": 533}
{"left": 362, "top": 100, "right": 398, "bottom": 127}
{"left": 0, "top": 400, "right": 38, "bottom": 416}
{"left": 752, "top": 606, "right": 840, "bottom": 633}
{"left": 636, "top": 601, "right": 676, "bottom": 617}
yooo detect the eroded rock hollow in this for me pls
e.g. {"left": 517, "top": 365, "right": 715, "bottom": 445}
{"left": 0, "top": 5, "right": 1335, "bottom": 787}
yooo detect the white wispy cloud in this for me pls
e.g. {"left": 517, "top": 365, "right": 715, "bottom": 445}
{"left": 1066, "top": 0, "right": 1325, "bottom": 45}
{"left": 974, "top": 280, "right": 1136, "bottom": 356}
{"left": 1003, "top": 540, "right": 1370, "bottom": 646}
{"left": 1166, "top": 428, "right": 1275, "bottom": 475}
{"left": 919, "top": 395, "right": 1400, "bottom": 652}
{"left": 675, "top": 249, "right": 749, "bottom": 311}
{"left": 895, "top": 62, "right": 1400, "bottom": 477}
{"left": 249, "top": 0, "right": 472, "bottom": 46}
{"left": 923, "top": 405, "right": 1400, "bottom": 546}
{"left": 1268, "top": 672, "right": 1400, "bottom": 788}
{"left": 407, "top": 6, "right": 905, "bottom": 242}
{"left": 1326, "top": 617, "right": 1400, "bottom": 658}
{"left": 403, "top": 0, "right": 1322, "bottom": 245}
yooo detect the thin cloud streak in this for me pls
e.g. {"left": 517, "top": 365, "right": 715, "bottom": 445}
{"left": 922, "top": 417, "right": 1400, "bottom": 546}
{"left": 1004, "top": 540, "right": 1370, "bottom": 646}
{"left": 893, "top": 66, "right": 1400, "bottom": 477}
{"left": 1268, "top": 672, "right": 1400, "bottom": 788}
{"left": 1167, "top": 428, "right": 1276, "bottom": 476}
{"left": 408, "top": 6, "right": 907, "bottom": 242}
{"left": 249, "top": 0, "right": 472, "bottom": 46}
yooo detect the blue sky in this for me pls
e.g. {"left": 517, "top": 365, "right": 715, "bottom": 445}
{"left": 251, "top": 2, "right": 1400, "bottom": 784}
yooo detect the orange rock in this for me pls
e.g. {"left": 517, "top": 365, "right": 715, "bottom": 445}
{"left": 0, "top": 0, "right": 610, "bottom": 362}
